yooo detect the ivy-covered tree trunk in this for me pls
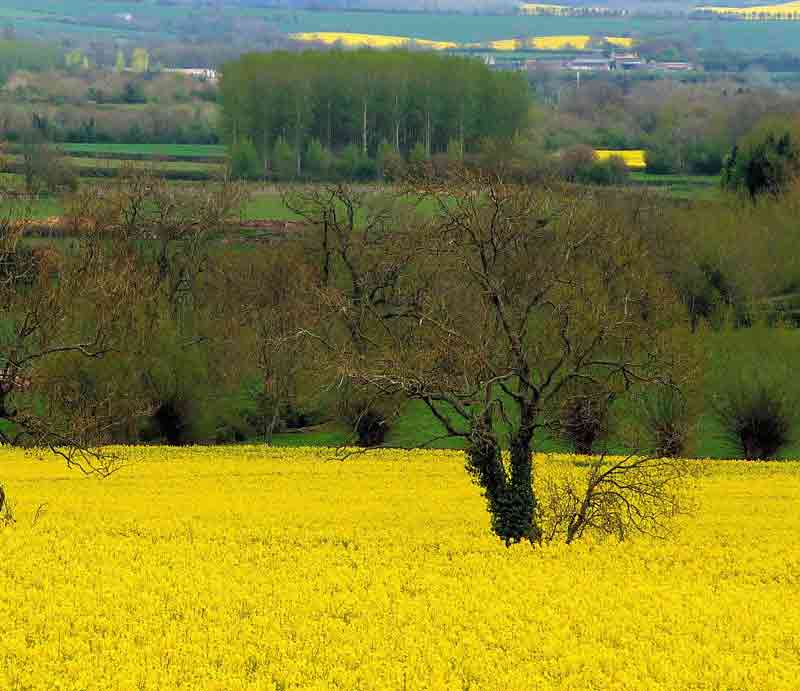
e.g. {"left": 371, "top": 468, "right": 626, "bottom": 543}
{"left": 465, "top": 404, "right": 539, "bottom": 546}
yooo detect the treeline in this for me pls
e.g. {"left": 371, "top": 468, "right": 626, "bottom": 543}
{"left": 0, "top": 39, "right": 62, "bottom": 84}
{"left": 220, "top": 50, "right": 529, "bottom": 178}
{"left": 7, "top": 167, "right": 800, "bottom": 465}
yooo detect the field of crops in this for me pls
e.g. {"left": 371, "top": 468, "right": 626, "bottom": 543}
{"left": 290, "top": 32, "right": 457, "bottom": 49}
{"left": 1, "top": 445, "right": 798, "bottom": 689}
{"left": 3, "top": 1, "right": 800, "bottom": 54}
{"left": 290, "top": 32, "right": 635, "bottom": 51}
{"left": 2, "top": 145, "right": 227, "bottom": 183}
{"left": 60, "top": 144, "right": 227, "bottom": 160}
{"left": 696, "top": 0, "right": 800, "bottom": 19}
{"left": 595, "top": 149, "right": 647, "bottom": 169}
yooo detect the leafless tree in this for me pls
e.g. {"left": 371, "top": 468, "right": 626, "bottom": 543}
{"left": 284, "top": 183, "right": 423, "bottom": 444}
{"left": 303, "top": 168, "right": 698, "bottom": 545}
{"left": 0, "top": 185, "right": 134, "bottom": 475}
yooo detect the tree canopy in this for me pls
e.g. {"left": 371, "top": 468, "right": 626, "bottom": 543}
{"left": 219, "top": 50, "right": 530, "bottom": 175}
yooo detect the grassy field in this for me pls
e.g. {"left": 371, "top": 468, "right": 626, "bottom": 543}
{"left": 60, "top": 143, "right": 227, "bottom": 160}
{"left": 271, "top": 394, "right": 798, "bottom": 459}
{"left": 2, "top": 1, "right": 800, "bottom": 54}
{"left": 2, "top": 152, "right": 227, "bottom": 182}
{"left": 1, "top": 445, "right": 798, "bottom": 689}
{"left": 630, "top": 172, "right": 721, "bottom": 200}
{"left": 1, "top": 172, "right": 719, "bottom": 225}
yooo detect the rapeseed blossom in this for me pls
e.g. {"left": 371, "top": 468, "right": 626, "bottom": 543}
{"left": 290, "top": 32, "right": 457, "bottom": 50}
{"left": 697, "top": 1, "right": 800, "bottom": 19}
{"left": 0, "top": 446, "right": 798, "bottom": 689}
{"left": 289, "top": 32, "right": 636, "bottom": 52}
{"left": 595, "top": 149, "right": 647, "bottom": 169}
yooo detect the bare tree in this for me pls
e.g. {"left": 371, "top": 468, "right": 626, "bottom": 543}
{"left": 0, "top": 184, "right": 136, "bottom": 475}
{"left": 62, "top": 166, "right": 249, "bottom": 445}
{"left": 303, "top": 169, "right": 697, "bottom": 545}
{"left": 284, "top": 183, "right": 422, "bottom": 445}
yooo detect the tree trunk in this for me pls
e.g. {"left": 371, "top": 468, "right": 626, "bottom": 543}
{"left": 425, "top": 109, "right": 432, "bottom": 158}
{"left": 465, "top": 405, "right": 539, "bottom": 545}
{"left": 362, "top": 99, "right": 368, "bottom": 157}
{"left": 394, "top": 95, "right": 401, "bottom": 152}
{"left": 508, "top": 402, "right": 539, "bottom": 543}
{"left": 266, "top": 398, "right": 280, "bottom": 446}
{"left": 327, "top": 99, "right": 332, "bottom": 149}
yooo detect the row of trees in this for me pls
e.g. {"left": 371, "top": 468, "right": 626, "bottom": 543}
{"left": 9, "top": 163, "right": 800, "bottom": 542}
{"left": 220, "top": 50, "right": 530, "bottom": 176}
{"left": 0, "top": 166, "right": 698, "bottom": 546}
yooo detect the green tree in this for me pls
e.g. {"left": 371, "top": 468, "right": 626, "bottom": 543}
{"left": 229, "top": 138, "right": 262, "bottom": 181}
{"left": 306, "top": 138, "right": 332, "bottom": 178}
{"left": 131, "top": 48, "right": 150, "bottom": 73}
{"left": 722, "top": 119, "right": 800, "bottom": 200}
{"left": 272, "top": 137, "right": 297, "bottom": 180}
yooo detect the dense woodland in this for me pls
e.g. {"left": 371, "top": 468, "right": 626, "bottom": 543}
{"left": 220, "top": 51, "right": 529, "bottom": 175}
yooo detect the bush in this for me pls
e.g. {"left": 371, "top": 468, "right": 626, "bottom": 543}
{"left": 708, "top": 325, "right": 800, "bottom": 460}
{"left": 272, "top": 137, "right": 297, "bottom": 180}
{"left": 335, "top": 144, "right": 376, "bottom": 182}
{"left": 636, "top": 388, "right": 694, "bottom": 458}
{"left": 713, "top": 380, "right": 793, "bottom": 460}
{"left": 559, "top": 392, "right": 609, "bottom": 455}
{"left": 408, "top": 142, "right": 429, "bottom": 166}
{"left": 578, "top": 156, "right": 629, "bottom": 186}
{"left": 229, "top": 138, "right": 261, "bottom": 181}
{"left": 722, "top": 117, "right": 800, "bottom": 199}
{"left": 352, "top": 408, "right": 390, "bottom": 448}
{"left": 645, "top": 144, "right": 680, "bottom": 175}
{"left": 20, "top": 134, "right": 79, "bottom": 194}
{"left": 558, "top": 144, "right": 596, "bottom": 182}
{"left": 305, "top": 138, "right": 333, "bottom": 179}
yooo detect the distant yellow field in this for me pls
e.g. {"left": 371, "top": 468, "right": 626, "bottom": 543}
{"left": 696, "top": 1, "right": 800, "bottom": 18}
{"left": 518, "top": 2, "right": 572, "bottom": 14}
{"left": 483, "top": 35, "right": 636, "bottom": 51}
{"left": 595, "top": 149, "right": 647, "bottom": 169}
{"left": 290, "top": 32, "right": 457, "bottom": 49}
{"left": 291, "top": 32, "right": 636, "bottom": 52}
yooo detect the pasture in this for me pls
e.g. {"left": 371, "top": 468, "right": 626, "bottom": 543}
{"left": 59, "top": 144, "right": 227, "bottom": 160}
{"left": 1, "top": 446, "right": 798, "bottom": 689}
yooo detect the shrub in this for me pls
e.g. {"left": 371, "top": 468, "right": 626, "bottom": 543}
{"left": 305, "top": 138, "right": 333, "bottom": 179}
{"left": 578, "top": 156, "right": 629, "bottom": 186}
{"left": 272, "top": 137, "right": 297, "bottom": 180}
{"left": 713, "top": 380, "right": 793, "bottom": 460}
{"left": 645, "top": 144, "right": 680, "bottom": 175}
{"left": 229, "top": 138, "right": 261, "bottom": 181}
{"left": 559, "top": 392, "right": 609, "bottom": 455}
{"left": 408, "top": 142, "right": 429, "bottom": 166}
{"left": 721, "top": 117, "right": 800, "bottom": 200}
{"left": 558, "top": 144, "right": 596, "bottom": 182}
{"left": 637, "top": 388, "right": 694, "bottom": 458}
{"left": 335, "top": 144, "right": 376, "bottom": 182}
{"left": 707, "top": 325, "right": 800, "bottom": 460}
{"left": 353, "top": 408, "right": 390, "bottom": 447}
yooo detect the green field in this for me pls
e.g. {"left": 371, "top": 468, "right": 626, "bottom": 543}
{"left": 60, "top": 143, "right": 227, "bottom": 160}
{"left": 1, "top": 186, "right": 297, "bottom": 222}
{"left": 630, "top": 172, "right": 720, "bottom": 199}
{"left": 270, "top": 392, "right": 800, "bottom": 460}
{"left": 2, "top": 1, "right": 800, "bottom": 54}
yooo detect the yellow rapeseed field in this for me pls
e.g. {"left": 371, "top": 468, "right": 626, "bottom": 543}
{"left": 484, "top": 35, "right": 636, "bottom": 51}
{"left": 518, "top": 3, "right": 572, "bottom": 15}
{"left": 1, "top": 446, "right": 799, "bottom": 690}
{"left": 290, "top": 32, "right": 636, "bottom": 52}
{"left": 696, "top": 1, "right": 800, "bottom": 19}
{"left": 595, "top": 149, "right": 647, "bottom": 169}
{"left": 289, "top": 32, "right": 457, "bottom": 50}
